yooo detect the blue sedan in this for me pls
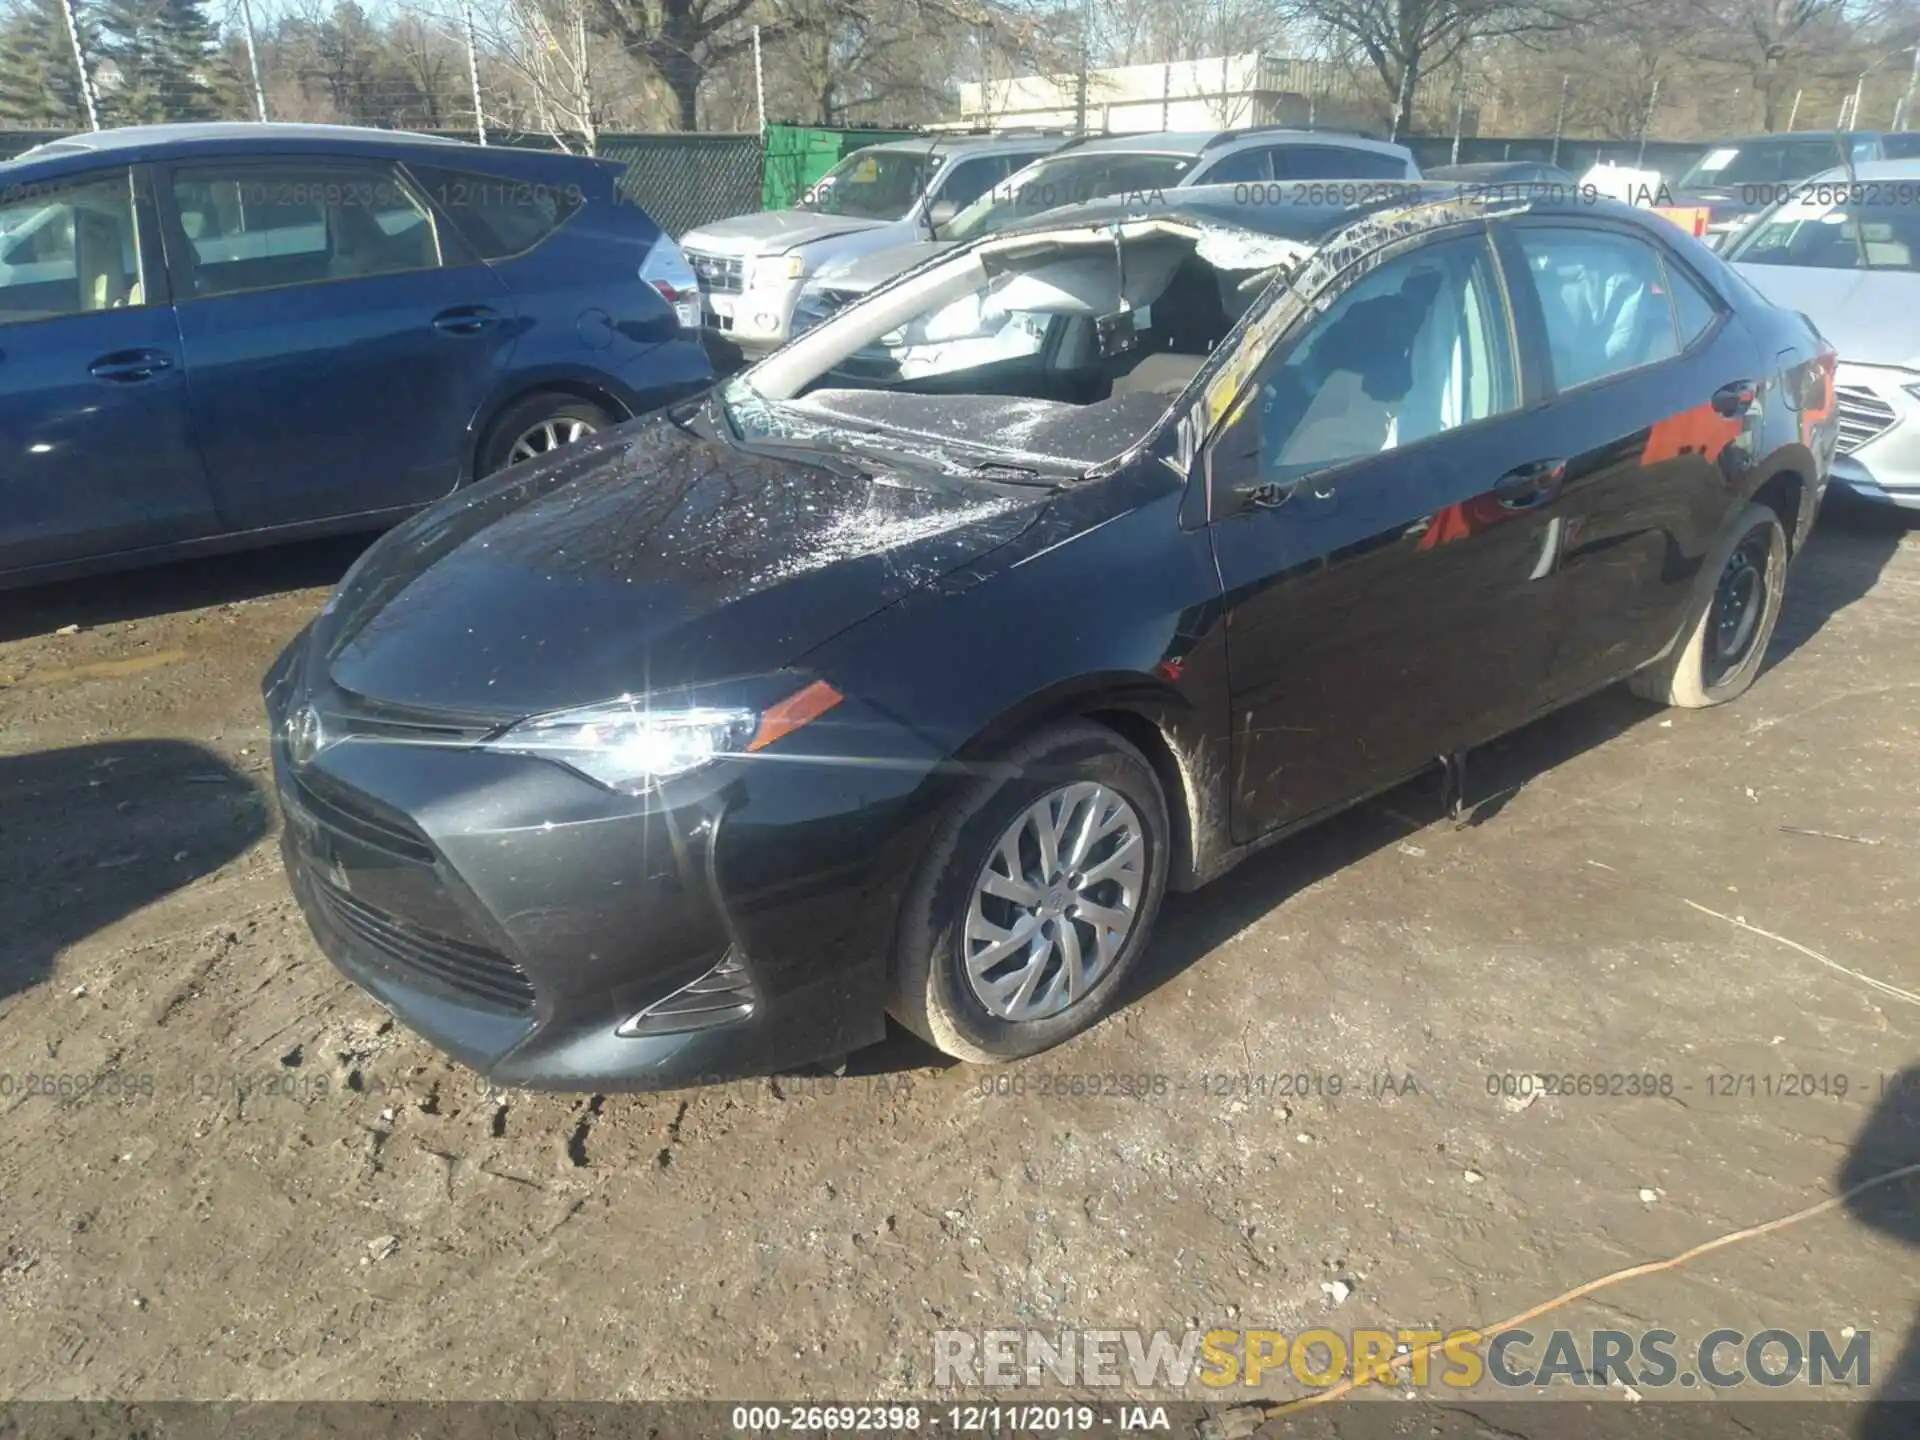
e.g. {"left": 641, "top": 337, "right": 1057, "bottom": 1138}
{"left": 0, "top": 123, "right": 713, "bottom": 586}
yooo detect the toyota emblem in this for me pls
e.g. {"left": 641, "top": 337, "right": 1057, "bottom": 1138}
{"left": 288, "top": 704, "right": 326, "bottom": 767}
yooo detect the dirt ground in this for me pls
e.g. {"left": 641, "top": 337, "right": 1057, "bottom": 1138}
{"left": 2, "top": 499, "right": 1918, "bottom": 1418}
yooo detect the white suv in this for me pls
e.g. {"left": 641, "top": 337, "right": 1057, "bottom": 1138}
{"left": 680, "top": 131, "right": 1071, "bottom": 356}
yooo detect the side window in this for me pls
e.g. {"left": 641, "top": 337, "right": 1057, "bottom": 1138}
{"left": 0, "top": 170, "right": 144, "bottom": 324}
{"left": 1666, "top": 259, "right": 1719, "bottom": 348}
{"left": 1239, "top": 234, "right": 1518, "bottom": 482}
{"left": 1275, "top": 147, "right": 1409, "bottom": 180}
{"left": 169, "top": 161, "right": 441, "bottom": 299}
{"left": 1511, "top": 227, "right": 1680, "bottom": 390}
{"left": 1199, "top": 148, "right": 1272, "bottom": 184}
{"left": 407, "top": 163, "right": 585, "bottom": 260}
{"left": 936, "top": 156, "right": 1009, "bottom": 212}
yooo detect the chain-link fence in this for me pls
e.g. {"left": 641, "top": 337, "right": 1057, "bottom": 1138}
{"left": 600, "top": 132, "right": 764, "bottom": 235}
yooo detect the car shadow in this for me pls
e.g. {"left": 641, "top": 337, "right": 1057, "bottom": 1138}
{"left": 0, "top": 740, "right": 269, "bottom": 1003}
{"left": 0, "top": 533, "right": 377, "bottom": 644}
{"left": 1843, "top": 1064, "right": 1920, "bottom": 1436}
{"left": 1766, "top": 492, "right": 1915, "bottom": 673}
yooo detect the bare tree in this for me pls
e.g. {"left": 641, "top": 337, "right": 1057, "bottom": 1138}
{"left": 1285, "top": 0, "right": 1567, "bottom": 136}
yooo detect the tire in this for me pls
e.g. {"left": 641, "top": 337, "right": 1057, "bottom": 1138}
{"left": 477, "top": 393, "right": 615, "bottom": 477}
{"left": 889, "top": 721, "right": 1171, "bottom": 1063}
{"left": 1629, "top": 501, "right": 1788, "bottom": 708}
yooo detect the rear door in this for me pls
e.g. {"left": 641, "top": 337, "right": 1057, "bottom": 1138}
{"left": 0, "top": 165, "right": 219, "bottom": 572}
{"left": 1209, "top": 227, "right": 1571, "bottom": 841}
{"left": 158, "top": 154, "right": 517, "bottom": 532}
{"left": 1491, "top": 219, "right": 1765, "bottom": 701}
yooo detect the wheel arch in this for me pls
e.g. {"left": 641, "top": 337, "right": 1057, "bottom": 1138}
{"left": 1743, "top": 444, "right": 1818, "bottom": 555}
{"left": 949, "top": 672, "right": 1217, "bottom": 895}
{"left": 465, "top": 371, "right": 643, "bottom": 481}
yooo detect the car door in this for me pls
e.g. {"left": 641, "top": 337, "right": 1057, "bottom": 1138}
{"left": 0, "top": 165, "right": 220, "bottom": 573}
{"left": 1492, "top": 219, "right": 1766, "bottom": 701}
{"left": 1206, "top": 227, "right": 1571, "bottom": 842}
{"left": 158, "top": 154, "right": 518, "bottom": 532}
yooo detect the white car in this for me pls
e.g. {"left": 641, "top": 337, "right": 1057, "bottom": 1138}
{"left": 1728, "top": 158, "right": 1920, "bottom": 511}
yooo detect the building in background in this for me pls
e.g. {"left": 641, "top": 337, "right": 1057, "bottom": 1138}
{"left": 952, "top": 53, "right": 1376, "bottom": 135}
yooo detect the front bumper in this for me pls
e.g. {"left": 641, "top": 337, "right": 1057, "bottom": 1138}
{"left": 1831, "top": 363, "right": 1920, "bottom": 512}
{"left": 264, "top": 647, "right": 932, "bottom": 1091}
{"left": 698, "top": 275, "right": 806, "bottom": 355}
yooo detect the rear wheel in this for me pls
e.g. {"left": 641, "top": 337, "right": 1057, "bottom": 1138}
{"left": 889, "top": 722, "right": 1170, "bottom": 1063}
{"left": 478, "top": 394, "right": 615, "bottom": 477}
{"left": 1630, "top": 502, "right": 1787, "bottom": 708}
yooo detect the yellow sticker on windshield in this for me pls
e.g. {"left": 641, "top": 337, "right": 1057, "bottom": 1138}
{"left": 851, "top": 158, "right": 878, "bottom": 183}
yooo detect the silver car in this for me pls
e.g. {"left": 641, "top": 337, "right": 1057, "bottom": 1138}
{"left": 1728, "top": 158, "right": 1920, "bottom": 510}
{"left": 678, "top": 132, "right": 1068, "bottom": 356}
{"left": 791, "top": 127, "right": 1420, "bottom": 338}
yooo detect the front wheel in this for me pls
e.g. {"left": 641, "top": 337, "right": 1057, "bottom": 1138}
{"left": 478, "top": 394, "right": 614, "bottom": 478}
{"left": 889, "top": 722, "right": 1171, "bottom": 1063}
{"left": 1630, "top": 501, "right": 1788, "bottom": 708}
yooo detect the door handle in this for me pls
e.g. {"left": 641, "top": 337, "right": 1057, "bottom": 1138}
{"left": 1492, "top": 457, "right": 1566, "bottom": 511}
{"left": 89, "top": 350, "right": 173, "bottom": 383}
{"left": 1713, "top": 379, "right": 1758, "bottom": 417}
{"left": 432, "top": 306, "right": 502, "bottom": 336}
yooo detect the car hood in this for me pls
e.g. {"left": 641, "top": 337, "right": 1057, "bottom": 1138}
{"left": 681, "top": 210, "right": 885, "bottom": 254}
{"left": 1732, "top": 263, "right": 1920, "bottom": 369}
{"left": 315, "top": 413, "right": 1048, "bottom": 718}
{"left": 813, "top": 238, "right": 953, "bottom": 294}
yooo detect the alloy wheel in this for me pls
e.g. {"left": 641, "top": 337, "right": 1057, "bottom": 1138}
{"left": 507, "top": 417, "right": 596, "bottom": 465}
{"left": 963, "top": 782, "right": 1146, "bottom": 1022}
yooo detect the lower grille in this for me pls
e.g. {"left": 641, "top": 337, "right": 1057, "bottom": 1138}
{"left": 685, "top": 247, "right": 743, "bottom": 294}
{"left": 1835, "top": 385, "right": 1897, "bottom": 456}
{"left": 314, "top": 881, "right": 535, "bottom": 1015}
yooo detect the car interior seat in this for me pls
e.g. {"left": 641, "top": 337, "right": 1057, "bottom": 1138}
{"left": 1109, "top": 255, "right": 1233, "bottom": 398}
{"left": 1860, "top": 220, "right": 1913, "bottom": 268}
{"left": 75, "top": 207, "right": 138, "bottom": 310}
{"left": 1271, "top": 269, "right": 1442, "bottom": 469}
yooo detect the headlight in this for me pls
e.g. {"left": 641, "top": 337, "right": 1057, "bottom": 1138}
{"left": 488, "top": 681, "right": 842, "bottom": 793}
{"left": 751, "top": 254, "right": 805, "bottom": 289}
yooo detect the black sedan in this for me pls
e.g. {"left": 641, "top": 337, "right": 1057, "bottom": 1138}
{"left": 265, "top": 184, "right": 1839, "bottom": 1090}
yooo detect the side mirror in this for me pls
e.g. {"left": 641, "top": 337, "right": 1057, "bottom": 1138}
{"left": 927, "top": 199, "right": 959, "bottom": 230}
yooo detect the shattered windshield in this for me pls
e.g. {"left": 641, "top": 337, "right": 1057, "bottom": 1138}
{"left": 726, "top": 217, "right": 1316, "bottom": 475}
{"left": 797, "top": 147, "right": 939, "bottom": 221}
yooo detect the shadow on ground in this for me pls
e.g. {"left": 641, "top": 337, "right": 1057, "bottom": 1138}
{"left": 1844, "top": 1063, "right": 1920, "bottom": 1437}
{"left": 0, "top": 533, "right": 377, "bottom": 644}
{"left": 1767, "top": 493, "right": 1914, "bottom": 672}
{"left": 0, "top": 740, "right": 268, "bottom": 1001}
